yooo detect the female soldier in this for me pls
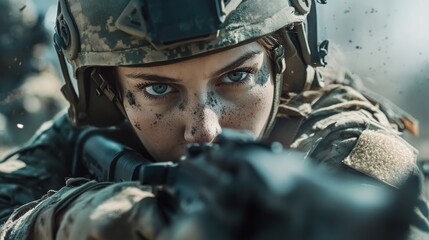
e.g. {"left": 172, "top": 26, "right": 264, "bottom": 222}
{"left": 1, "top": 0, "right": 428, "bottom": 239}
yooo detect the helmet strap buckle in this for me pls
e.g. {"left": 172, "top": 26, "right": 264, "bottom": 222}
{"left": 273, "top": 45, "right": 286, "bottom": 74}
{"left": 90, "top": 69, "right": 127, "bottom": 118}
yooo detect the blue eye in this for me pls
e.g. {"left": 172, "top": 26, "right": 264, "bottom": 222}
{"left": 225, "top": 71, "right": 249, "bottom": 83}
{"left": 145, "top": 84, "right": 173, "bottom": 96}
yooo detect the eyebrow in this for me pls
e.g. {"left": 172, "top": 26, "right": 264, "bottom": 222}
{"left": 124, "top": 50, "right": 263, "bottom": 82}
{"left": 125, "top": 72, "right": 178, "bottom": 82}
{"left": 211, "top": 50, "right": 263, "bottom": 77}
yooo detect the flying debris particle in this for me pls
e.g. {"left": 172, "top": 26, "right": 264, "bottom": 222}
{"left": 355, "top": 46, "right": 363, "bottom": 50}
{"left": 17, "top": 124, "right": 24, "bottom": 129}
{"left": 365, "top": 8, "right": 378, "bottom": 14}
{"left": 349, "top": 40, "right": 353, "bottom": 43}
{"left": 19, "top": 5, "right": 26, "bottom": 11}
{"left": 344, "top": 10, "right": 350, "bottom": 14}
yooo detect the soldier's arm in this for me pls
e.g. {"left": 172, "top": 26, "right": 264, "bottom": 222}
{"left": 289, "top": 84, "right": 429, "bottom": 239}
{"left": 0, "top": 178, "right": 166, "bottom": 240}
{"left": 0, "top": 112, "right": 77, "bottom": 225}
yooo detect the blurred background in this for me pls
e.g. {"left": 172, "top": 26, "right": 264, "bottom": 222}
{"left": 0, "top": 0, "right": 65, "bottom": 157}
{"left": 319, "top": 0, "right": 429, "bottom": 160}
{"left": 0, "top": 0, "right": 428, "bottom": 161}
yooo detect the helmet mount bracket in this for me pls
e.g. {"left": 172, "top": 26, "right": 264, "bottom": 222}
{"left": 281, "top": 0, "right": 328, "bottom": 93}
{"left": 115, "top": 0, "right": 229, "bottom": 50}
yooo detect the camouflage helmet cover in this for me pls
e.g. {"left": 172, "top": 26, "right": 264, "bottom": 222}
{"left": 55, "top": 0, "right": 314, "bottom": 127}
{"left": 57, "top": 0, "right": 310, "bottom": 72}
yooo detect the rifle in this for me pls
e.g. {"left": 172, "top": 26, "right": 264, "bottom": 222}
{"left": 72, "top": 127, "right": 419, "bottom": 240}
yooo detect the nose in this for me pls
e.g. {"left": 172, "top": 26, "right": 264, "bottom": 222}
{"left": 184, "top": 106, "right": 222, "bottom": 144}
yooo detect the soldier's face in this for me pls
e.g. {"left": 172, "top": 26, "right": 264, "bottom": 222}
{"left": 117, "top": 42, "right": 274, "bottom": 162}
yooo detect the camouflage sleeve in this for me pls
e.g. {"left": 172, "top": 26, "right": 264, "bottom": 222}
{"left": 0, "top": 112, "right": 77, "bottom": 226}
{"left": 288, "top": 84, "right": 429, "bottom": 239}
{"left": 0, "top": 178, "right": 165, "bottom": 240}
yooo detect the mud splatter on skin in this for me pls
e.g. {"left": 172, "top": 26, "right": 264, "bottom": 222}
{"left": 151, "top": 121, "right": 158, "bottom": 127}
{"left": 255, "top": 61, "right": 270, "bottom": 86}
{"left": 126, "top": 91, "right": 136, "bottom": 106}
{"left": 149, "top": 113, "right": 164, "bottom": 127}
{"left": 196, "top": 103, "right": 206, "bottom": 120}
{"left": 220, "top": 100, "right": 261, "bottom": 130}
{"left": 66, "top": 215, "right": 74, "bottom": 225}
{"left": 189, "top": 103, "right": 210, "bottom": 137}
{"left": 193, "top": 102, "right": 205, "bottom": 116}
{"left": 134, "top": 122, "right": 142, "bottom": 131}
{"left": 149, "top": 113, "right": 165, "bottom": 127}
{"left": 178, "top": 99, "right": 187, "bottom": 111}
{"left": 155, "top": 113, "right": 163, "bottom": 120}
{"left": 205, "top": 91, "right": 219, "bottom": 107}
{"left": 220, "top": 107, "right": 227, "bottom": 121}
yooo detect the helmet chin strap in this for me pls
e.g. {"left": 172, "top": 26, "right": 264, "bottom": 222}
{"left": 261, "top": 23, "right": 326, "bottom": 140}
{"left": 53, "top": 32, "right": 81, "bottom": 124}
{"left": 90, "top": 68, "right": 127, "bottom": 118}
{"left": 261, "top": 44, "right": 286, "bottom": 138}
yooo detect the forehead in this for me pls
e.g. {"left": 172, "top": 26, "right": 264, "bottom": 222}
{"left": 117, "top": 42, "right": 265, "bottom": 74}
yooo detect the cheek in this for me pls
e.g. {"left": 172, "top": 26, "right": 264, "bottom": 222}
{"left": 220, "top": 81, "right": 274, "bottom": 135}
{"left": 123, "top": 93, "right": 184, "bottom": 158}
{"left": 127, "top": 109, "right": 175, "bottom": 139}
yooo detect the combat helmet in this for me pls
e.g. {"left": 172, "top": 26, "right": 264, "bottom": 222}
{"left": 54, "top": 0, "right": 329, "bottom": 131}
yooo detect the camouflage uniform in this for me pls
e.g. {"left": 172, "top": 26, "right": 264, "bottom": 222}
{"left": 1, "top": 0, "right": 428, "bottom": 239}
{"left": 1, "top": 80, "right": 428, "bottom": 239}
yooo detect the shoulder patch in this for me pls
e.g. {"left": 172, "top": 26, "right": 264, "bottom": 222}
{"left": 343, "top": 129, "right": 418, "bottom": 187}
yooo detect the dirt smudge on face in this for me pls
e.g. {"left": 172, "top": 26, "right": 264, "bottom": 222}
{"left": 205, "top": 91, "right": 219, "bottom": 107}
{"left": 178, "top": 98, "right": 187, "bottom": 111}
{"left": 151, "top": 121, "right": 158, "bottom": 127}
{"left": 220, "top": 106, "right": 227, "bottom": 121}
{"left": 193, "top": 102, "right": 204, "bottom": 116}
{"left": 155, "top": 113, "right": 163, "bottom": 120}
{"left": 134, "top": 122, "right": 142, "bottom": 131}
{"left": 196, "top": 103, "right": 205, "bottom": 119}
{"left": 126, "top": 91, "right": 137, "bottom": 106}
{"left": 255, "top": 62, "right": 270, "bottom": 86}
